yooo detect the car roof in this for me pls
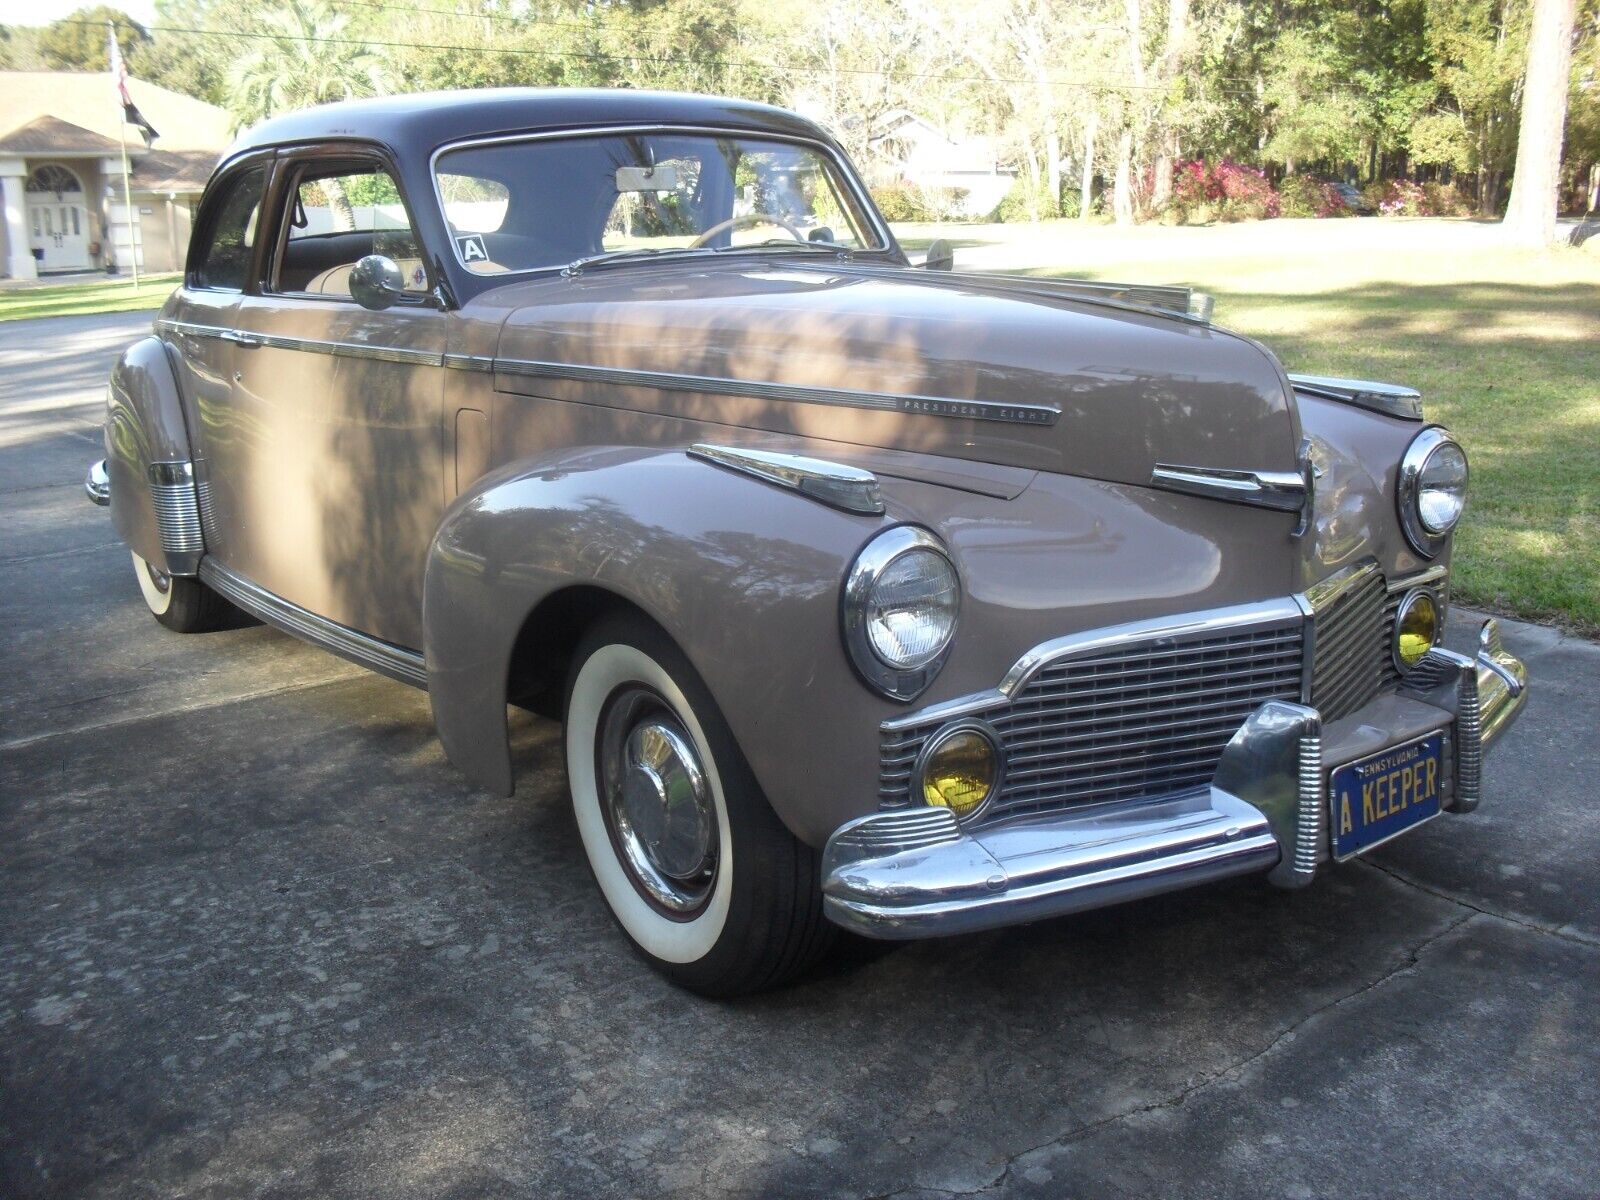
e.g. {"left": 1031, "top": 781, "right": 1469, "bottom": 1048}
{"left": 224, "top": 88, "right": 833, "bottom": 161}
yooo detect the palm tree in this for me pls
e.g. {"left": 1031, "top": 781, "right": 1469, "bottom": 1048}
{"left": 227, "top": 0, "right": 389, "bottom": 130}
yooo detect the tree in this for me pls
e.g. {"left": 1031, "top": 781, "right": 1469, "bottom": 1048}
{"left": 37, "top": 5, "right": 148, "bottom": 70}
{"left": 226, "top": 0, "right": 388, "bottom": 128}
{"left": 1503, "top": 0, "right": 1579, "bottom": 242}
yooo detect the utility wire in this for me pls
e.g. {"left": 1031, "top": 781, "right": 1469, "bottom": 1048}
{"left": 58, "top": 16, "right": 1264, "bottom": 96}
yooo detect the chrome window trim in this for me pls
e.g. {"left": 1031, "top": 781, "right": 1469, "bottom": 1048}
{"left": 1397, "top": 426, "right": 1467, "bottom": 558}
{"left": 199, "top": 558, "right": 427, "bottom": 688}
{"left": 842, "top": 525, "right": 960, "bottom": 702}
{"left": 687, "top": 443, "right": 885, "bottom": 515}
{"left": 496, "top": 357, "right": 1060, "bottom": 428}
{"left": 1288, "top": 373, "right": 1424, "bottom": 421}
{"left": 426, "top": 124, "right": 897, "bottom": 278}
{"left": 881, "top": 595, "right": 1306, "bottom": 734}
{"left": 1149, "top": 462, "right": 1307, "bottom": 512}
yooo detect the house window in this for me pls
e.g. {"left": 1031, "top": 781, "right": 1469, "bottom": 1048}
{"left": 26, "top": 164, "right": 83, "bottom": 199}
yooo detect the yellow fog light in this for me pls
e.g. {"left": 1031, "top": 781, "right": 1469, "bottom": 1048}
{"left": 918, "top": 723, "right": 1002, "bottom": 821}
{"left": 1394, "top": 589, "right": 1439, "bottom": 672}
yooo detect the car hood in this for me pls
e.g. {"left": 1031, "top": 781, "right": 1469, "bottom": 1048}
{"left": 484, "top": 259, "right": 1302, "bottom": 491}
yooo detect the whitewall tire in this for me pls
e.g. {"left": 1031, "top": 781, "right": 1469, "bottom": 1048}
{"left": 563, "top": 612, "right": 834, "bottom": 997}
{"left": 130, "top": 551, "right": 232, "bottom": 633}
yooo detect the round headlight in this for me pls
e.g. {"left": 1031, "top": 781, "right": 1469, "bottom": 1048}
{"left": 1398, "top": 428, "right": 1468, "bottom": 557}
{"left": 917, "top": 722, "right": 1002, "bottom": 821}
{"left": 1417, "top": 442, "right": 1468, "bottom": 534}
{"left": 865, "top": 547, "right": 958, "bottom": 668}
{"left": 1393, "top": 589, "right": 1439, "bottom": 672}
{"left": 842, "top": 526, "right": 960, "bottom": 700}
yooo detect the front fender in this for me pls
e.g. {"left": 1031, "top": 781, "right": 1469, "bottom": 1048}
{"left": 423, "top": 446, "right": 894, "bottom": 845}
{"left": 105, "top": 336, "right": 201, "bottom": 574}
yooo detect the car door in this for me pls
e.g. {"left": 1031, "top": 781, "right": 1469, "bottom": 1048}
{"left": 219, "top": 150, "right": 447, "bottom": 650}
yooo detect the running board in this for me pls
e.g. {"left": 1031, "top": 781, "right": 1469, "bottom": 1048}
{"left": 198, "top": 558, "right": 428, "bottom": 689}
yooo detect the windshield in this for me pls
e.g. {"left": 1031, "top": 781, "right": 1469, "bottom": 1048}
{"left": 433, "top": 132, "right": 885, "bottom": 275}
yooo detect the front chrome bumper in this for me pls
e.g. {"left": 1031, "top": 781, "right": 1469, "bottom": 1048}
{"left": 85, "top": 459, "right": 110, "bottom": 507}
{"left": 823, "top": 619, "right": 1529, "bottom": 939}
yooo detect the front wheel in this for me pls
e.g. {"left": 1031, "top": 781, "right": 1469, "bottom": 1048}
{"left": 564, "top": 613, "right": 834, "bottom": 997}
{"left": 130, "top": 551, "right": 232, "bottom": 633}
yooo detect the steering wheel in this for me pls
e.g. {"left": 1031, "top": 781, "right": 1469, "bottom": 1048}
{"left": 688, "top": 212, "right": 806, "bottom": 250}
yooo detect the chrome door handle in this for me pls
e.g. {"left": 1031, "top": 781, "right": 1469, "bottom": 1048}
{"left": 221, "top": 331, "right": 262, "bottom": 348}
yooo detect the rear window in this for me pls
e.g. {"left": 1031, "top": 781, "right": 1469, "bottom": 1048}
{"left": 193, "top": 165, "right": 264, "bottom": 291}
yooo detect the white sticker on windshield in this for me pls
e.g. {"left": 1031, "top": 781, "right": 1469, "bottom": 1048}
{"left": 457, "top": 235, "right": 488, "bottom": 263}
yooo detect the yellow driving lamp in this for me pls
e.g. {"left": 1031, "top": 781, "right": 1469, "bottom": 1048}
{"left": 1394, "top": 589, "right": 1439, "bottom": 672}
{"left": 919, "top": 723, "right": 1002, "bottom": 821}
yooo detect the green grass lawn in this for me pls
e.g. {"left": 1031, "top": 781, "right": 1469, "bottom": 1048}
{"left": 1018, "top": 231, "right": 1600, "bottom": 633}
{"left": 0, "top": 274, "right": 180, "bottom": 322}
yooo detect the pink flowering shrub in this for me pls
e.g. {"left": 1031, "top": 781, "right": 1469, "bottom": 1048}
{"left": 1169, "top": 160, "right": 1281, "bottom": 222}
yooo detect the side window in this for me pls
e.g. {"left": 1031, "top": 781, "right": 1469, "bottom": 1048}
{"left": 275, "top": 164, "right": 429, "bottom": 298}
{"left": 193, "top": 165, "right": 264, "bottom": 291}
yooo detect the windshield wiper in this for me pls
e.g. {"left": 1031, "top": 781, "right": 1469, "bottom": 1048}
{"left": 562, "top": 246, "right": 716, "bottom": 277}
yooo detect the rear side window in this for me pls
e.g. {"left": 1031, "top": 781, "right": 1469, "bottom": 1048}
{"left": 193, "top": 166, "right": 265, "bottom": 291}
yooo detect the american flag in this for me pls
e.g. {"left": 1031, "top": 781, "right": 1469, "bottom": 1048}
{"left": 107, "top": 22, "right": 159, "bottom": 145}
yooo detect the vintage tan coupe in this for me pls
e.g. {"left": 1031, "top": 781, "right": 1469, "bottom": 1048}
{"left": 87, "top": 90, "right": 1529, "bottom": 996}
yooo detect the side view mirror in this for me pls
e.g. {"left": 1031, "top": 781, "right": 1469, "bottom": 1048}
{"left": 349, "top": 254, "right": 406, "bottom": 311}
{"left": 808, "top": 226, "right": 836, "bottom": 244}
{"left": 922, "top": 239, "right": 955, "bottom": 271}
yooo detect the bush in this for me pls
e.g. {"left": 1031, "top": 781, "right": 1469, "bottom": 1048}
{"left": 1421, "top": 181, "right": 1472, "bottom": 216}
{"left": 1169, "top": 159, "right": 1280, "bottom": 223}
{"left": 1278, "top": 175, "right": 1347, "bottom": 218}
{"left": 872, "top": 181, "right": 935, "bottom": 223}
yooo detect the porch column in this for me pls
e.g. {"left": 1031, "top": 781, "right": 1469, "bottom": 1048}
{"left": 100, "top": 156, "right": 140, "bottom": 273}
{"left": 0, "top": 157, "right": 36, "bottom": 282}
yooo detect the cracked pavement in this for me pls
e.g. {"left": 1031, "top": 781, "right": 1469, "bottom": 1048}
{"left": 3, "top": 312, "right": 1597, "bottom": 1199}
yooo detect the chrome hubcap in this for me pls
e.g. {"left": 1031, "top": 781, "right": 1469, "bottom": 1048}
{"left": 598, "top": 688, "right": 717, "bottom": 915}
{"left": 145, "top": 561, "right": 171, "bottom": 595}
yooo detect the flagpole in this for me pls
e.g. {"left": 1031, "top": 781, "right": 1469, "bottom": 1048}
{"left": 108, "top": 20, "right": 139, "bottom": 289}
{"left": 119, "top": 114, "right": 139, "bottom": 290}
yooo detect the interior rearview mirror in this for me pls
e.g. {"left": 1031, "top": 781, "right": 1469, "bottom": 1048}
{"left": 616, "top": 165, "right": 680, "bottom": 193}
{"left": 923, "top": 239, "right": 955, "bottom": 272}
{"left": 349, "top": 255, "right": 406, "bottom": 311}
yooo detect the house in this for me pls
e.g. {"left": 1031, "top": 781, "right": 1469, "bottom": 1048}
{"left": 0, "top": 71, "right": 231, "bottom": 279}
{"left": 865, "top": 110, "right": 1015, "bottom": 218}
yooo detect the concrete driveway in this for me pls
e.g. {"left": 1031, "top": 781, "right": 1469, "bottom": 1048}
{"left": 2, "top": 312, "right": 1597, "bottom": 1199}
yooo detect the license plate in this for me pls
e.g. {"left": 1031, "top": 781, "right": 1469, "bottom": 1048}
{"left": 1329, "top": 731, "right": 1445, "bottom": 860}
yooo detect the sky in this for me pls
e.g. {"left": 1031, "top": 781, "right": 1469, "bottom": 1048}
{"left": 0, "top": 0, "right": 159, "bottom": 27}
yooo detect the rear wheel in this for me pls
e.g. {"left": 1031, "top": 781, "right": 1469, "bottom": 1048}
{"left": 564, "top": 613, "right": 834, "bottom": 997}
{"left": 131, "top": 551, "right": 232, "bottom": 633}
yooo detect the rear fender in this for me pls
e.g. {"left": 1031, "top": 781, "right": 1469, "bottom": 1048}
{"left": 423, "top": 446, "right": 889, "bottom": 845}
{"left": 105, "top": 336, "right": 202, "bottom": 574}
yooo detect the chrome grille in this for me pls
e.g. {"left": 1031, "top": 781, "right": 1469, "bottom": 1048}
{"left": 1309, "top": 567, "right": 1388, "bottom": 721}
{"left": 880, "top": 618, "right": 1304, "bottom": 821}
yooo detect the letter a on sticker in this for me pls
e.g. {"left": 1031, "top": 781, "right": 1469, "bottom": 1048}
{"left": 458, "top": 235, "right": 488, "bottom": 263}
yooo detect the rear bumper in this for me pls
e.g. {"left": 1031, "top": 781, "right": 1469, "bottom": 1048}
{"left": 823, "top": 619, "right": 1528, "bottom": 939}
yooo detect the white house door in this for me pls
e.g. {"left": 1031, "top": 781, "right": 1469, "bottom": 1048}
{"left": 26, "top": 165, "right": 91, "bottom": 272}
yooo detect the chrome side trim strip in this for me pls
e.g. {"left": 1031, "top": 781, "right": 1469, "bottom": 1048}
{"left": 688, "top": 443, "right": 884, "bottom": 515}
{"left": 249, "top": 334, "right": 443, "bottom": 366}
{"left": 198, "top": 559, "right": 428, "bottom": 689}
{"left": 881, "top": 596, "right": 1306, "bottom": 734}
{"left": 495, "top": 357, "right": 1060, "bottom": 427}
{"left": 157, "top": 320, "right": 444, "bottom": 366}
{"left": 1149, "top": 462, "right": 1307, "bottom": 512}
{"left": 442, "top": 352, "right": 495, "bottom": 372}
{"left": 1288, "top": 373, "right": 1424, "bottom": 421}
